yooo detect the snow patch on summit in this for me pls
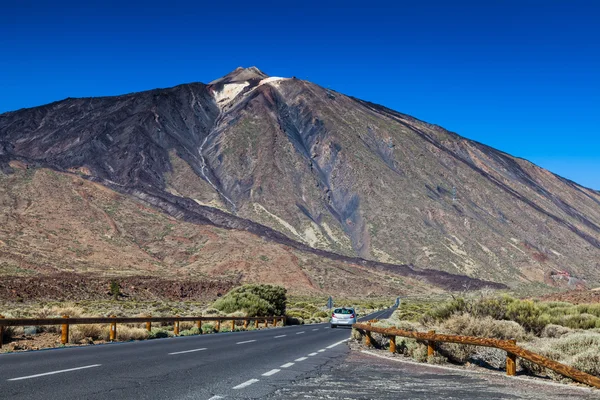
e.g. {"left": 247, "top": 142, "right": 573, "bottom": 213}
{"left": 259, "top": 77, "right": 289, "bottom": 87}
{"left": 213, "top": 82, "right": 250, "bottom": 108}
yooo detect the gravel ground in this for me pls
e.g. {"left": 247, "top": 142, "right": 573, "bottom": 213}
{"left": 269, "top": 348, "right": 599, "bottom": 399}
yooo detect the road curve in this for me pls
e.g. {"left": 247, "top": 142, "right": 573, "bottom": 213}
{"left": 0, "top": 308, "right": 394, "bottom": 399}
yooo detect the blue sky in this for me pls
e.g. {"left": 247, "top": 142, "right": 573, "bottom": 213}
{"left": 1, "top": 0, "right": 598, "bottom": 189}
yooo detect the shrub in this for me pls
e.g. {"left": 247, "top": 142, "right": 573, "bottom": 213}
{"left": 313, "top": 311, "right": 330, "bottom": 319}
{"left": 395, "top": 337, "right": 428, "bottom": 362}
{"left": 70, "top": 324, "right": 104, "bottom": 343}
{"left": 571, "top": 350, "right": 600, "bottom": 376}
{"left": 180, "top": 327, "right": 201, "bottom": 336}
{"left": 213, "top": 284, "right": 286, "bottom": 317}
{"left": 520, "top": 332, "right": 600, "bottom": 379}
{"left": 116, "top": 326, "right": 149, "bottom": 341}
{"left": 201, "top": 323, "right": 216, "bottom": 334}
{"left": 427, "top": 354, "right": 448, "bottom": 365}
{"left": 424, "top": 297, "right": 468, "bottom": 322}
{"left": 472, "top": 296, "right": 513, "bottom": 320}
{"left": 540, "top": 324, "right": 572, "bottom": 338}
{"left": 1, "top": 326, "right": 15, "bottom": 343}
{"left": 50, "top": 304, "right": 84, "bottom": 318}
{"left": 440, "top": 314, "right": 528, "bottom": 341}
{"left": 110, "top": 280, "right": 120, "bottom": 300}
{"left": 505, "top": 300, "right": 546, "bottom": 334}
{"left": 556, "top": 313, "right": 599, "bottom": 330}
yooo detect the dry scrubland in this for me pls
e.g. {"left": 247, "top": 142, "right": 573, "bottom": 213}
{"left": 354, "top": 293, "right": 600, "bottom": 384}
{"left": 0, "top": 284, "right": 390, "bottom": 352}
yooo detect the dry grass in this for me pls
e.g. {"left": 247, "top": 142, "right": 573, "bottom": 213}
{"left": 70, "top": 324, "right": 104, "bottom": 343}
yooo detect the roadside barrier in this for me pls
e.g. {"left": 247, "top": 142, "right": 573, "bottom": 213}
{"left": 0, "top": 315, "right": 285, "bottom": 347}
{"left": 353, "top": 322, "right": 600, "bottom": 389}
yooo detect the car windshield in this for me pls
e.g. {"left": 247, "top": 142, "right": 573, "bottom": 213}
{"left": 334, "top": 308, "right": 354, "bottom": 314}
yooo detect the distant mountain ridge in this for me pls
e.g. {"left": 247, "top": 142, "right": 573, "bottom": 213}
{"left": 1, "top": 67, "right": 599, "bottom": 290}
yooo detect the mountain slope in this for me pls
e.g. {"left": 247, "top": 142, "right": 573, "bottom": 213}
{"left": 1, "top": 67, "right": 599, "bottom": 288}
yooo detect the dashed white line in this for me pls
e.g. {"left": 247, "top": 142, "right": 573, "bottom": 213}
{"left": 294, "top": 357, "right": 308, "bottom": 362}
{"left": 208, "top": 396, "right": 224, "bottom": 400}
{"left": 274, "top": 335, "right": 287, "bottom": 338}
{"left": 262, "top": 369, "right": 281, "bottom": 376}
{"left": 280, "top": 362, "right": 294, "bottom": 368}
{"left": 236, "top": 340, "right": 257, "bottom": 345}
{"left": 233, "top": 379, "right": 259, "bottom": 389}
{"left": 296, "top": 331, "right": 305, "bottom": 335}
{"left": 7, "top": 364, "right": 101, "bottom": 381}
{"left": 318, "top": 349, "right": 326, "bottom": 352}
{"left": 168, "top": 348, "right": 207, "bottom": 355}
{"left": 312, "top": 328, "right": 319, "bottom": 331}
{"left": 308, "top": 352, "right": 318, "bottom": 356}
{"left": 326, "top": 338, "right": 350, "bottom": 349}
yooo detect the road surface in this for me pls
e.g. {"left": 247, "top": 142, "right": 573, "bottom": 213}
{"left": 0, "top": 308, "right": 393, "bottom": 399}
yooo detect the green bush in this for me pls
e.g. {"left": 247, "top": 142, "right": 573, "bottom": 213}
{"left": 180, "top": 327, "right": 201, "bottom": 336}
{"left": 312, "top": 311, "right": 330, "bottom": 319}
{"left": 505, "top": 300, "right": 546, "bottom": 334}
{"left": 423, "top": 297, "right": 468, "bottom": 322}
{"left": 213, "top": 284, "right": 286, "bottom": 317}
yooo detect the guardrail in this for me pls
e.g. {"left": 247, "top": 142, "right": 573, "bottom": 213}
{"left": 0, "top": 315, "right": 285, "bottom": 348}
{"left": 353, "top": 322, "right": 600, "bottom": 389}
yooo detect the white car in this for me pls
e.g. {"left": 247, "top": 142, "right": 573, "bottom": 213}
{"left": 330, "top": 307, "right": 357, "bottom": 328}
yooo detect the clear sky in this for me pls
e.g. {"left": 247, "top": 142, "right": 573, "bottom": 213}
{"left": 1, "top": 0, "right": 598, "bottom": 189}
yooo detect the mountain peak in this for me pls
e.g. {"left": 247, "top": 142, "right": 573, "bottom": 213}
{"left": 209, "top": 66, "right": 268, "bottom": 85}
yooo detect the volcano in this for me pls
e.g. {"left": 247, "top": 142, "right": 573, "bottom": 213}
{"left": 1, "top": 67, "right": 599, "bottom": 295}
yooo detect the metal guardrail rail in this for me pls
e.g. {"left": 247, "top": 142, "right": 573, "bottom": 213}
{"left": 353, "top": 322, "right": 600, "bottom": 389}
{"left": 0, "top": 315, "right": 285, "bottom": 347}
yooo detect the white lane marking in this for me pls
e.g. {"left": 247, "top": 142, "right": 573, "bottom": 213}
{"left": 280, "top": 362, "right": 294, "bottom": 368}
{"left": 294, "top": 357, "right": 308, "bottom": 362}
{"left": 308, "top": 352, "right": 318, "bottom": 356}
{"left": 312, "top": 328, "right": 319, "bottom": 331}
{"left": 326, "top": 338, "right": 350, "bottom": 349}
{"left": 296, "top": 331, "right": 305, "bottom": 335}
{"left": 7, "top": 364, "right": 101, "bottom": 381}
{"left": 208, "top": 396, "right": 224, "bottom": 400}
{"left": 233, "top": 378, "right": 259, "bottom": 389}
{"left": 324, "top": 327, "right": 330, "bottom": 329}
{"left": 318, "top": 349, "right": 326, "bottom": 352}
{"left": 236, "top": 340, "right": 257, "bottom": 345}
{"left": 262, "top": 369, "right": 281, "bottom": 376}
{"left": 168, "top": 348, "right": 207, "bottom": 355}
{"left": 274, "top": 335, "right": 287, "bottom": 338}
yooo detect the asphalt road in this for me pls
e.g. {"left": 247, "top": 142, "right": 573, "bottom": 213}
{"left": 0, "top": 308, "right": 393, "bottom": 399}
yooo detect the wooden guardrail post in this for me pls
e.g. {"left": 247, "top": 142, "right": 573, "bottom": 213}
{"left": 197, "top": 320, "right": 202, "bottom": 333}
{"left": 146, "top": 316, "right": 152, "bottom": 332}
{"left": 0, "top": 315, "right": 5, "bottom": 348}
{"left": 427, "top": 330, "right": 436, "bottom": 357}
{"left": 365, "top": 322, "right": 373, "bottom": 347}
{"left": 61, "top": 315, "right": 69, "bottom": 344}
{"left": 389, "top": 335, "right": 396, "bottom": 353}
{"left": 231, "top": 320, "right": 235, "bottom": 331}
{"left": 272, "top": 317, "right": 277, "bottom": 327}
{"left": 506, "top": 339, "right": 517, "bottom": 376}
{"left": 254, "top": 319, "right": 259, "bottom": 329}
{"left": 174, "top": 317, "right": 180, "bottom": 336}
{"left": 264, "top": 319, "right": 268, "bottom": 328}
{"left": 215, "top": 320, "right": 220, "bottom": 332}
{"left": 243, "top": 320, "right": 249, "bottom": 330}
{"left": 109, "top": 315, "right": 117, "bottom": 341}
{"left": 281, "top": 316, "right": 286, "bottom": 326}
